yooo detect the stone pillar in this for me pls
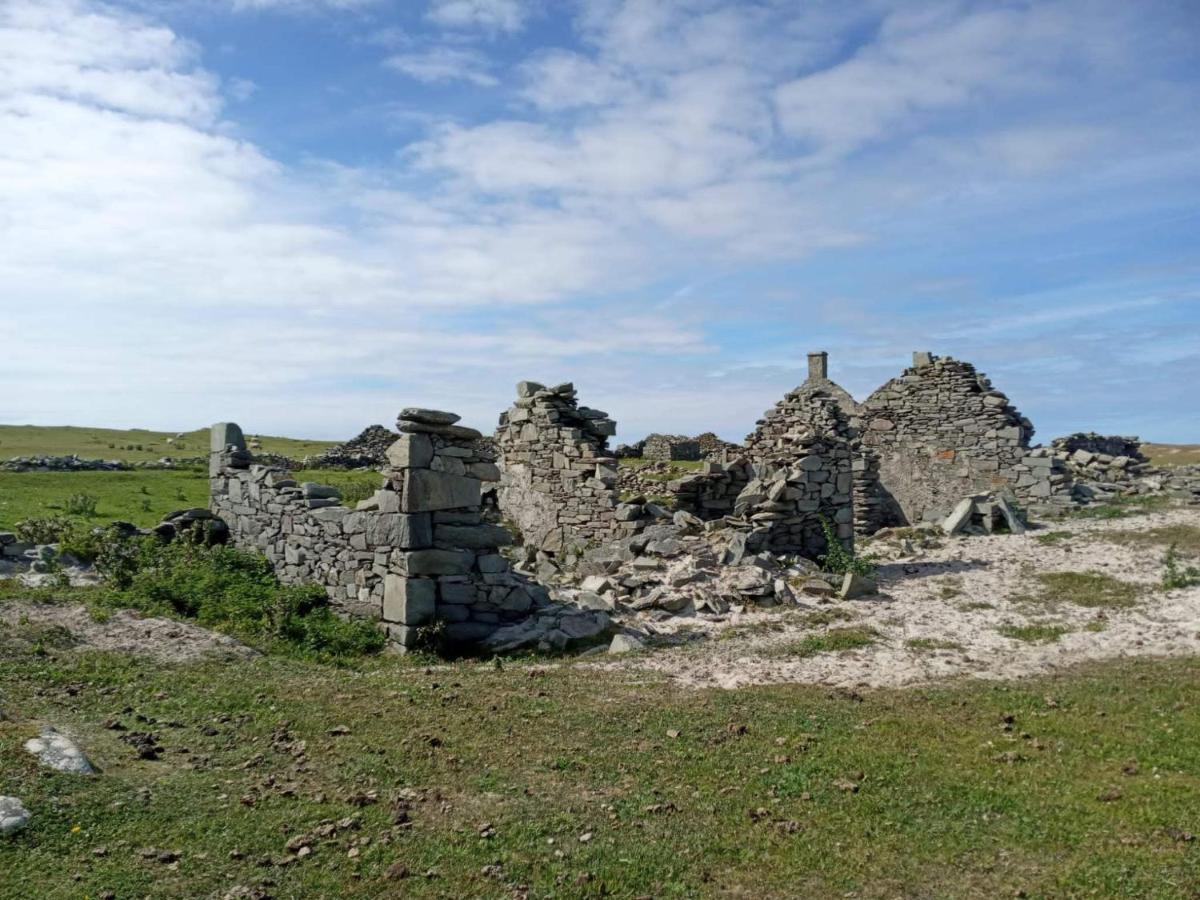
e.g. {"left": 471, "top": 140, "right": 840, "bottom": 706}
{"left": 912, "top": 351, "right": 934, "bottom": 369}
{"left": 807, "top": 351, "right": 828, "bottom": 382}
{"left": 380, "top": 407, "right": 534, "bottom": 651}
{"left": 209, "top": 422, "right": 251, "bottom": 476}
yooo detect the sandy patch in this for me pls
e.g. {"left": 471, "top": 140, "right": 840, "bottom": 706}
{"left": 0, "top": 601, "right": 256, "bottom": 663}
{"left": 606, "top": 506, "right": 1200, "bottom": 689}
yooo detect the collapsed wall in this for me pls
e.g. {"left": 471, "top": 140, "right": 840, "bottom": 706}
{"left": 671, "top": 390, "right": 856, "bottom": 559}
{"left": 859, "top": 353, "right": 1070, "bottom": 524}
{"left": 210, "top": 410, "right": 553, "bottom": 650}
{"left": 1051, "top": 433, "right": 1150, "bottom": 483}
{"left": 494, "top": 381, "right": 650, "bottom": 555}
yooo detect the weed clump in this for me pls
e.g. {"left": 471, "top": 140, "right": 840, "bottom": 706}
{"left": 818, "top": 517, "right": 876, "bottom": 578}
{"left": 1162, "top": 544, "right": 1200, "bottom": 591}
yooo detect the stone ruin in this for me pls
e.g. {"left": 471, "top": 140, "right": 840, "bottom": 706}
{"left": 493, "top": 381, "right": 653, "bottom": 558}
{"left": 210, "top": 410, "right": 611, "bottom": 653}
{"left": 201, "top": 349, "right": 1194, "bottom": 655}
{"left": 642, "top": 434, "right": 702, "bottom": 462}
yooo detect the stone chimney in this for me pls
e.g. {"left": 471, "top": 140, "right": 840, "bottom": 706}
{"left": 807, "top": 351, "right": 829, "bottom": 382}
{"left": 912, "top": 351, "right": 934, "bottom": 369}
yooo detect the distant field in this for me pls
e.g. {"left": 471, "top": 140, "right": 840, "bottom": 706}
{"left": 0, "top": 468, "right": 383, "bottom": 531}
{"left": 1142, "top": 443, "right": 1200, "bottom": 467}
{"left": 0, "top": 424, "right": 336, "bottom": 464}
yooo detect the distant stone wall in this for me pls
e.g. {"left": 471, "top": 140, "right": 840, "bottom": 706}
{"left": 210, "top": 410, "right": 549, "bottom": 651}
{"left": 495, "top": 381, "right": 649, "bottom": 555}
{"left": 643, "top": 434, "right": 702, "bottom": 462}
{"left": 859, "top": 353, "right": 1069, "bottom": 524}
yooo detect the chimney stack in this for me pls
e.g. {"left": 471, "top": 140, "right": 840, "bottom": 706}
{"left": 807, "top": 351, "right": 829, "bottom": 382}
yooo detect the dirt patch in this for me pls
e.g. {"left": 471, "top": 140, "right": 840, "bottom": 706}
{"left": 0, "top": 602, "right": 256, "bottom": 663}
{"left": 605, "top": 505, "right": 1200, "bottom": 690}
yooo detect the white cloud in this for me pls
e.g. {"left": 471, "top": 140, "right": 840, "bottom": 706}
{"left": 385, "top": 47, "right": 498, "bottom": 86}
{"left": 426, "top": 0, "right": 529, "bottom": 34}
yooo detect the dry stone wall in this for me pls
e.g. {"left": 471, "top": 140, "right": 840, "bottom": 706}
{"left": 210, "top": 410, "right": 551, "bottom": 651}
{"left": 495, "top": 382, "right": 648, "bottom": 555}
{"left": 642, "top": 434, "right": 702, "bottom": 462}
{"left": 859, "top": 353, "right": 1070, "bottom": 524}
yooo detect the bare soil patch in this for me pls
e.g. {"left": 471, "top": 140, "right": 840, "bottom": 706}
{"left": 0, "top": 601, "right": 256, "bottom": 663}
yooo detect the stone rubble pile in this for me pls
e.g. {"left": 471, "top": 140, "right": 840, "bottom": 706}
{"left": 311, "top": 424, "right": 397, "bottom": 469}
{"left": 495, "top": 381, "right": 651, "bottom": 557}
{"left": 940, "top": 493, "right": 1027, "bottom": 536}
{"left": 1050, "top": 433, "right": 1151, "bottom": 484}
{"left": 642, "top": 434, "right": 702, "bottom": 462}
{"left": 552, "top": 512, "right": 874, "bottom": 624}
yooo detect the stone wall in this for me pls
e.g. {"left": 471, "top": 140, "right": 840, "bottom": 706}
{"left": 210, "top": 410, "right": 549, "bottom": 651}
{"left": 495, "top": 381, "right": 648, "bottom": 555}
{"left": 859, "top": 353, "right": 1069, "bottom": 524}
{"left": 642, "top": 434, "right": 702, "bottom": 462}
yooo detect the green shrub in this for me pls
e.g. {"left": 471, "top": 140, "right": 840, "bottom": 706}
{"left": 817, "top": 516, "right": 876, "bottom": 577}
{"left": 14, "top": 515, "right": 78, "bottom": 544}
{"left": 64, "top": 492, "right": 99, "bottom": 517}
{"left": 98, "top": 541, "right": 385, "bottom": 660}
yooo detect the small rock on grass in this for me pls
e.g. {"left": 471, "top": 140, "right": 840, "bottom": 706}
{"left": 24, "top": 727, "right": 95, "bottom": 774}
{"left": 0, "top": 797, "right": 31, "bottom": 836}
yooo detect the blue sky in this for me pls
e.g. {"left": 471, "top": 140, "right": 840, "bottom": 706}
{"left": 1, "top": 0, "right": 1197, "bottom": 444}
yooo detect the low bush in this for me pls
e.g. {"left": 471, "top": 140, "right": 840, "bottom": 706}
{"left": 63, "top": 492, "right": 98, "bottom": 517}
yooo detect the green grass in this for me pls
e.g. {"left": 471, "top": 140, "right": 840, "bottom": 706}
{"left": 906, "top": 637, "right": 964, "bottom": 652}
{"left": 0, "top": 469, "right": 210, "bottom": 531}
{"left": 776, "top": 626, "right": 881, "bottom": 657}
{"left": 0, "top": 424, "right": 334, "bottom": 464}
{"left": 998, "top": 623, "right": 1072, "bottom": 644}
{"left": 618, "top": 457, "right": 708, "bottom": 476}
{"left": 0, "top": 467, "right": 385, "bottom": 531}
{"left": 1, "top": 643, "right": 1198, "bottom": 897}
{"left": 1105, "top": 524, "right": 1200, "bottom": 558}
{"left": 1021, "top": 572, "right": 1142, "bottom": 611}
{"left": 1070, "top": 494, "right": 1172, "bottom": 521}
{"left": 1033, "top": 530, "right": 1074, "bottom": 546}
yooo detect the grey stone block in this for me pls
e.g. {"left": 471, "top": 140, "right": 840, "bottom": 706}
{"left": 400, "top": 469, "right": 481, "bottom": 513}
{"left": 434, "top": 523, "right": 513, "bottom": 549}
{"left": 210, "top": 422, "right": 245, "bottom": 453}
{"left": 400, "top": 548, "right": 474, "bottom": 575}
{"left": 386, "top": 434, "right": 433, "bottom": 469}
{"left": 383, "top": 575, "right": 436, "bottom": 625}
{"left": 367, "top": 513, "right": 432, "bottom": 549}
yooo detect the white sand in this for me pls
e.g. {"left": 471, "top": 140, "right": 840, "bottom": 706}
{"left": 608, "top": 506, "right": 1200, "bottom": 689}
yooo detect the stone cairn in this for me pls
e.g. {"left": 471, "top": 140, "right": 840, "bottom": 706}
{"left": 210, "top": 412, "right": 559, "bottom": 652}
{"left": 311, "top": 424, "right": 397, "bottom": 469}
{"left": 495, "top": 381, "right": 649, "bottom": 557}
{"left": 642, "top": 434, "right": 702, "bottom": 462}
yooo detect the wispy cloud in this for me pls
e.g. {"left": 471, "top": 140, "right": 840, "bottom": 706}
{"left": 385, "top": 46, "right": 498, "bottom": 86}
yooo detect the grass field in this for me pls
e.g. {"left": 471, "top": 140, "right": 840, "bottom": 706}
{"left": 1142, "top": 443, "right": 1200, "bottom": 467}
{"left": 0, "top": 424, "right": 335, "bottom": 464}
{"left": 0, "top": 632, "right": 1197, "bottom": 898}
{"left": 0, "top": 468, "right": 384, "bottom": 531}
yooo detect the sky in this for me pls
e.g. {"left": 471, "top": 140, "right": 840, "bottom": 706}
{"left": 1, "top": 0, "right": 1198, "bottom": 445}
